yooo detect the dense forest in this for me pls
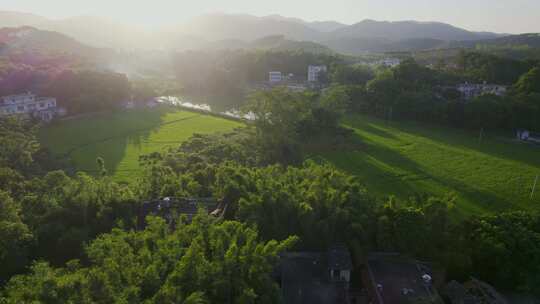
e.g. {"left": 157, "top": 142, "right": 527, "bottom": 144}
{"left": 325, "top": 51, "right": 540, "bottom": 131}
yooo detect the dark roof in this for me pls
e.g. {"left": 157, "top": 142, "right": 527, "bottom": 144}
{"left": 138, "top": 197, "right": 220, "bottom": 229}
{"left": 366, "top": 254, "right": 437, "bottom": 304}
{"left": 280, "top": 252, "right": 347, "bottom": 304}
{"left": 328, "top": 244, "right": 353, "bottom": 270}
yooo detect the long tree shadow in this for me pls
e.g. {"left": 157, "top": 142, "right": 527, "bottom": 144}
{"left": 349, "top": 114, "right": 540, "bottom": 169}
{"left": 322, "top": 130, "right": 527, "bottom": 217}
{"left": 63, "top": 107, "right": 200, "bottom": 176}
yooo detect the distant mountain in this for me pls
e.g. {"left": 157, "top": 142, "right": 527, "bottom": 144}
{"left": 0, "top": 26, "right": 102, "bottom": 56}
{"left": 330, "top": 19, "right": 502, "bottom": 41}
{"left": 178, "top": 14, "right": 323, "bottom": 42}
{"left": 42, "top": 16, "right": 153, "bottom": 49}
{"left": 0, "top": 12, "right": 157, "bottom": 50}
{"left": 249, "top": 35, "right": 333, "bottom": 54}
{"left": 1, "top": 11, "right": 525, "bottom": 55}
{"left": 466, "top": 33, "right": 540, "bottom": 48}
{"left": 0, "top": 11, "right": 48, "bottom": 28}
{"left": 306, "top": 21, "right": 348, "bottom": 33}
{"left": 171, "top": 35, "right": 333, "bottom": 55}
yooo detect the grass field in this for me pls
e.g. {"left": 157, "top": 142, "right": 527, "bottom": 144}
{"left": 320, "top": 115, "right": 540, "bottom": 217}
{"left": 38, "top": 107, "right": 242, "bottom": 182}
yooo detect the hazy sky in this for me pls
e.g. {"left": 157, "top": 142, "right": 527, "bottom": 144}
{"left": 3, "top": 0, "right": 540, "bottom": 33}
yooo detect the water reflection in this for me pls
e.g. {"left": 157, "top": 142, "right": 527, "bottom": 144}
{"left": 156, "top": 96, "right": 255, "bottom": 121}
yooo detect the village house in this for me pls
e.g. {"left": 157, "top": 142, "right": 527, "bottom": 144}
{"left": 277, "top": 245, "right": 355, "bottom": 304}
{"left": 0, "top": 92, "right": 64, "bottom": 122}
{"left": 371, "top": 58, "right": 401, "bottom": 68}
{"left": 363, "top": 253, "right": 442, "bottom": 304}
{"left": 269, "top": 71, "right": 284, "bottom": 83}
{"left": 137, "top": 197, "right": 224, "bottom": 230}
{"left": 457, "top": 83, "right": 507, "bottom": 99}
{"left": 308, "top": 65, "right": 328, "bottom": 82}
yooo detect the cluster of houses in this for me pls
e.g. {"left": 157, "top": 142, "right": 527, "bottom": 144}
{"left": 456, "top": 82, "right": 507, "bottom": 99}
{"left": 371, "top": 58, "right": 402, "bottom": 68}
{"left": 0, "top": 92, "right": 66, "bottom": 122}
{"left": 276, "top": 249, "right": 442, "bottom": 304}
{"left": 139, "top": 197, "right": 510, "bottom": 304}
{"left": 265, "top": 65, "right": 328, "bottom": 91}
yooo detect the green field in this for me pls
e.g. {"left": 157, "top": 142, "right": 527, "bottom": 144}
{"left": 320, "top": 115, "right": 540, "bottom": 217}
{"left": 39, "top": 107, "right": 242, "bottom": 182}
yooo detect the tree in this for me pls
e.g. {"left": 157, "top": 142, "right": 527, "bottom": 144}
{"left": 96, "top": 157, "right": 107, "bottom": 177}
{"left": 0, "top": 117, "right": 40, "bottom": 174}
{"left": 244, "top": 88, "right": 313, "bottom": 163}
{"left": 0, "top": 191, "right": 32, "bottom": 282}
{"left": 2, "top": 214, "right": 298, "bottom": 303}
{"left": 331, "top": 64, "right": 374, "bottom": 85}
{"left": 464, "top": 211, "right": 540, "bottom": 294}
{"left": 514, "top": 67, "right": 540, "bottom": 95}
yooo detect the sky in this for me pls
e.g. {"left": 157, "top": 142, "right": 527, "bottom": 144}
{"left": 2, "top": 0, "right": 540, "bottom": 34}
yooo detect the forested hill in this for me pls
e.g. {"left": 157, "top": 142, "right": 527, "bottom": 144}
{"left": 0, "top": 26, "right": 107, "bottom": 58}
{"left": 0, "top": 10, "right": 511, "bottom": 54}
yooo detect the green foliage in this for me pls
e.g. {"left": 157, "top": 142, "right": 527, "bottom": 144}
{"left": 330, "top": 64, "right": 374, "bottom": 85}
{"left": 375, "top": 195, "right": 456, "bottom": 259}
{"left": 45, "top": 70, "right": 130, "bottom": 114}
{"left": 456, "top": 51, "right": 533, "bottom": 85}
{"left": 464, "top": 211, "right": 540, "bottom": 294}
{"left": 233, "top": 162, "right": 374, "bottom": 249}
{"left": 514, "top": 67, "right": 540, "bottom": 95}
{"left": 0, "top": 117, "right": 40, "bottom": 174}
{"left": 173, "top": 49, "right": 341, "bottom": 108}
{"left": 321, "top": 114, "right": 540, "bottom": 216}
{"left": 245, "top": 88, "right": 348, "bottom": 163}
{"left": 38, "top": 108, "right": 242, "bottom": 182}
{"left": 0, "top": 191, "right": 32, "bottom": 283}
{"left": 2, "top": 214, "right": 297, "bottom": 303}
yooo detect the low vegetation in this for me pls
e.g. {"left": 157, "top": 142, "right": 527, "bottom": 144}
{"left": 38, "top": 107, "right": 242, "bottom": 182}
{"left": 320, "top": 114, "right": 540, "bottom": 217}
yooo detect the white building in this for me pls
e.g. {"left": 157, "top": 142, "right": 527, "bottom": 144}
{"left": 308, "top": 65, "right": 327, "bottom": 82}
{"left": 457, "top": 83, "right": 507, "bottom": 99}
{"left": 268, "top": 71, "right": 283, "bottom": 83}
{"left": 0, "top": 92, "right": 61, "bottom": 121}
{"left": 382, "top": 58, "right": 401, "bottom": 67}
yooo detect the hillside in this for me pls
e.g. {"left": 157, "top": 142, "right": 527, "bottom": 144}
{"left": 0, "top": 11, "right": 48, "bottom": 28}
{"left": 324, "top": 37, "right": 452, "bottom": 54}
{"left": 1, "top": 10, "right": 513, "bottom": 54}
{"left": 465, "top": 33, "right": 540, "bottom": 48}
{"left": 178, "top": 13, "right": 323, "bottom": 42}
{"left": 331, "top": 19, "right": 502, "bottom": 41}
{"left": 0, "top": 26, "right": 104, "bottom": 57}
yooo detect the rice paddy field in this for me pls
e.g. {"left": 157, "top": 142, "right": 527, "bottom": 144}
{"left": 38, "top": 107, "right": 242, "bottom": 182}
{"left": 320, "top": 115, "right": 540, "bottom": 217}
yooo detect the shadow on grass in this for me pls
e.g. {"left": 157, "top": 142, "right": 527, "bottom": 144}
{"left": 322, "top": 130, "right": 520, "bottom": 217}
{"left": 65, "top": 108, "right": 199, "bottom": 176}
{"left": 347, "top": 115, "right": 540, "bottom": 169}
{"left": 352, "top": 120, "right": 399, "bottom": 140}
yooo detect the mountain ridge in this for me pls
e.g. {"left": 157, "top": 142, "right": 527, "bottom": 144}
{"left": 1, "top": 11, "right": 533, "bottom": 54}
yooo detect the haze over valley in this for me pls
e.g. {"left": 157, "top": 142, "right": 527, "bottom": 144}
{"left": 1, "top": 2, "right": 540, "bottom": 304}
